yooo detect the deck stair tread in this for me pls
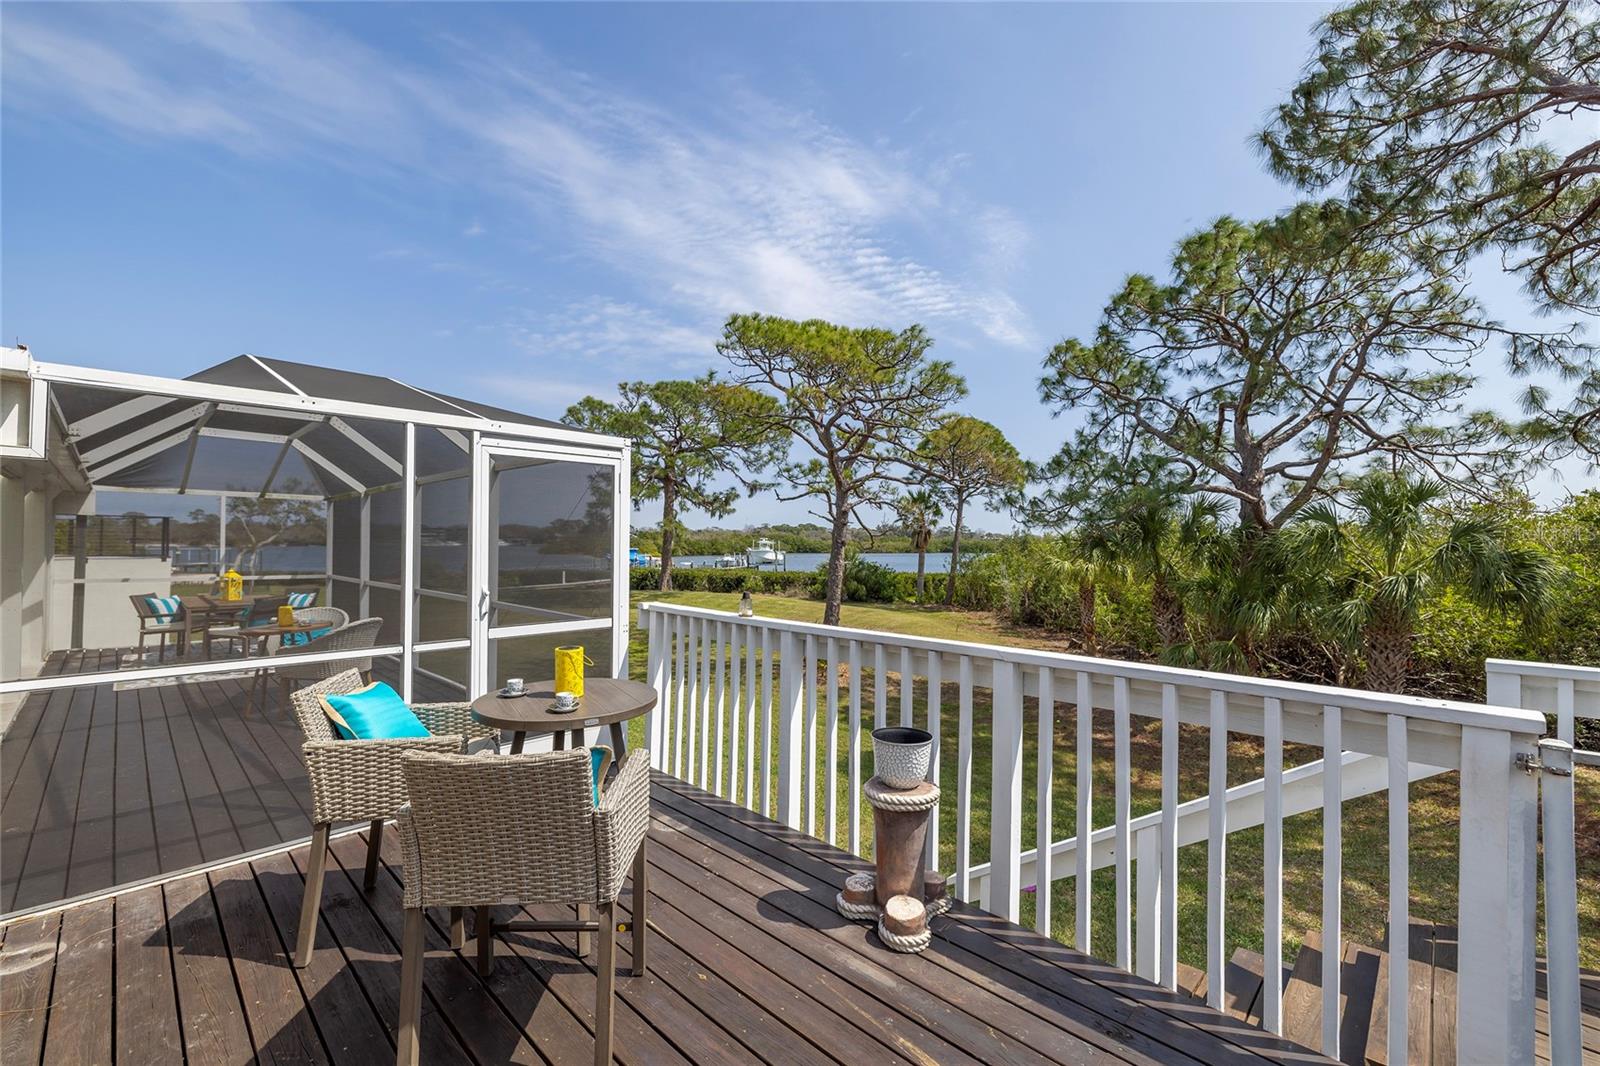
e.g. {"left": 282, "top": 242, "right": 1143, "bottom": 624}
{"left": 1177, "top": 920, "right": 1597, "bottom": 1065}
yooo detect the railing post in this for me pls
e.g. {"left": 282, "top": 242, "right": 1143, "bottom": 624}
{"left": 1538, "top": 738, "right": 1581, "bottom": 1066}
{"left": 987, "top": 658, "right": 1023, "bottom": 921}
{"left": 645, "top": 609, "right": 666, "bottom": 770}
{"left": 1484, "top": 666, "right": 1522, "bottom": 725}
{"left": 776, "top": 629, "right": 803, "bottom": 830}
{"left": 1457, "top": 725, "right": 1538, "bottom": 1066}
{"left": 1134, "top": 825, "right": 1159, "bottom": 981}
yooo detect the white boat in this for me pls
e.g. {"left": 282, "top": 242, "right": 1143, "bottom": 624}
{"left": 743, "top": 537, "right": 785, "bottom": 567}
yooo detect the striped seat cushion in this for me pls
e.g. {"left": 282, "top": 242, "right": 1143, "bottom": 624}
{"left": 287, "top": 591, "right": 317, "bottom": 608}
{"left": 145, "top": 595, "right": 182, "bottom": 624}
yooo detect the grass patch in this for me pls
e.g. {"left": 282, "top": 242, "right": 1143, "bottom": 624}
{"left": 626, "top": 590, "right": 1600, "bottom": 969}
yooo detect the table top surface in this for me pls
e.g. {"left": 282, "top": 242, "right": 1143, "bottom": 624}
{"left": 242, "top": 621, "right": 321, "bottom": 635}
{"left": 471, "top": 677, "right": 657, "bottom": 731}
{"left": 181, "top": 595, "right": 249, "bottom": 609}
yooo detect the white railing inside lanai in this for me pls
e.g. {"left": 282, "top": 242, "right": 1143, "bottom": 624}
{"left": 639, "top": 602, "right": 1553, "bottom": 1065}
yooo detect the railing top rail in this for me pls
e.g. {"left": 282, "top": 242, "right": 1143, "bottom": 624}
{"left": 1486, "top": 658, "right": 1600, "bottom": 684}
{"left": 640, "top": 601, "right": 1547, "bottom": 737}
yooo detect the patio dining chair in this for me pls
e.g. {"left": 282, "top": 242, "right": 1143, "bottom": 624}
{"left": 287, "top": 668, "right": 498, "bottom": 969}
{"left": 393, "top": 746, "right": 651, "bottom": 1066}
{"left": 128, "top": 593, "right": 187, "bottom": 660}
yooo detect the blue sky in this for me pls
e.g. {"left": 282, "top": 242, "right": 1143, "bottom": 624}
{"left": 4, "top": 2, "right": 1585, "bottom": 529}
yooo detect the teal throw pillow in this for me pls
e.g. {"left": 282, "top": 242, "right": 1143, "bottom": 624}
{"left": 320, "top": 682, "right": 430, "bottom": 741}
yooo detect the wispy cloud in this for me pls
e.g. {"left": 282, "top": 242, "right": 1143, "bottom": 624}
{"left": 3, "top": 3, "right": 1034, "bottom": 348}
{"left": 505, "top": 298, "right": 712, "bottom": 366}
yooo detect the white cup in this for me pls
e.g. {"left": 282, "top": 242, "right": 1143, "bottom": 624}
{"left": 505, "top": 677, "right": 524, "bottom": 695}
{"left": 554, "top": 690, "right": 578, "bottom": 710}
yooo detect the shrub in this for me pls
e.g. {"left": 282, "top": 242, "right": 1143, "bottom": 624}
{"left": 837, "top": 557, "right": 898, "bottom": 603}
{"left": 630, "top": 567, "right": 818, "bottom": 596}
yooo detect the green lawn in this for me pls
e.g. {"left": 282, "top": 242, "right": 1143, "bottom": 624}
{"left": 626, "top": 590, "right": 1600, "bottom": 970}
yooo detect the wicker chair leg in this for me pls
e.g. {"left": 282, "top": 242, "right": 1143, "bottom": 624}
{"left": 364, "top": 820, "right": 384, "bottom": 891}
{"left": 631, "top": 838, "right": 648, "bottom": 976}
{"left": 595, "top": 901, "right": 616, "bottom": 1066}
{"left": 397, "top": 907, "right": 425, "bottom": 1066}
{"left": 449, "top": 907, "right": 465, "bottom": 951}
{"left": 294, "top": 823, "right": 331, "bottom": 968}
{"left": 476, "top": 906, "right": 493, "bottom": 977}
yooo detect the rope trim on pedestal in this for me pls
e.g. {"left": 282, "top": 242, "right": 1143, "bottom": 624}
{"left": 835, "top": 893, "right": 880, "bottom": 921}
{"left": 925, "top": 895, "right": 952, "bottom": 918}
{"left": 875, "top": 918, "right": 931, "bottom": 954}
{"left": 863, "top": 778, "right": 941, "bottom": 811}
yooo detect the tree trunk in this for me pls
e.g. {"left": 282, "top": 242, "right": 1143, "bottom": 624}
{"left": 943, "top": 498, "right": 965, "bottom": 606}
{"left": 1363, "top": 618, "right": 1413, "bottom": 693}
{"left": 823, "top": 486, "right": 850, "bottom": 626}
{"left": 915, "top": 547, "right": 927, "bottom": 602}
{"left": 1078, "top": 577, "right": 1098, "bottom": 654}
{"left": 1152, "top": 574, "right": 1186, "bottom": 650}
{"left": 658, "top": 482, "right": 676, "bottom": 592}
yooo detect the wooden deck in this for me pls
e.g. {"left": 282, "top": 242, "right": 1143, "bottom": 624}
{"left": 1, "top": 649, "right": 457, "bottom": 915}
{"left": 0, "top": 773, "right": 1330, "bottom": 1065}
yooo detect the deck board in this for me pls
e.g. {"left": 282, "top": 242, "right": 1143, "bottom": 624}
{"left": 112, "top": 884, "right": 185, "bottom": 1066}
{"left": 0, "top": 773, "right": 1330, "bottom": 1065}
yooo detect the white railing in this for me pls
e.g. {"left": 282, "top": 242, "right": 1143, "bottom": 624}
{"left": 640, "top": 603, "right": 1549, "bottom": 1065}
{"left": 965, "top": 749, "right": 1449, "bottom": 930}
{"left": 1486, "top": 659, "right": 1596, "bottom": 1066}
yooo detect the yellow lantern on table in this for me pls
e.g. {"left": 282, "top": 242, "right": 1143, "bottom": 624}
{"left": 554, "top": 646, "right": 594, "bottom": 698}
{"left": 222, "top": 568, "right": 243, "bottom": 601}
{"left": 277, "top": 604, "right": 297, "bottom": 627}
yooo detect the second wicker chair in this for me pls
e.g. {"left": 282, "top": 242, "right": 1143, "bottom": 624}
{"left": 393, "top": 746, "right": 651, "bottom": 1066}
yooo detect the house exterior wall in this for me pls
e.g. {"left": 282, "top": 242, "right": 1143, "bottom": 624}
{"left": 47, "top": 556, "right": 172, "bottom": 653}
{"left": 1, "top": 476, "right": 59, "bottom": 682}
{"left": 1, "top": 474, "right": 25, "bottom": 682}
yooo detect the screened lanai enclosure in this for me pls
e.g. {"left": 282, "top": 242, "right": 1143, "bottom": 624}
{"left": 0, "top": 347, "right": 630, "bottom": 915}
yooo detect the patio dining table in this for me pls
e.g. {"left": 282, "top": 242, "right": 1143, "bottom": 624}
{"left": 237, "top": 620, "right": 325, "bottom": 709}
{"left": 471, "top": 677, "right": 657, "bottom": 757}
{"left": 176, "top": 594, "right": 253, "bottom": 657}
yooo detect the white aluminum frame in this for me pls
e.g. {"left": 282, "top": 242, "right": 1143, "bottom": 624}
{"left": 468, "top": 435, "right": 629, "bottom": 699}
{"left": 2, "top": 362, "right": 632, "bottom": 715}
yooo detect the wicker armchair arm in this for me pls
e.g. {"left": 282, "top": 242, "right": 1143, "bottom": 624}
{"left": 412, "top": 702, "right": 498, "bottom": 743}
{"left": 593, "top": 750, "right": 650, "bottom": 902}
{"left": 396, "top": 803, "right": 423, "bottom": 908}
{"left": 302, "top": 735, "right": 465, "bottom": 823}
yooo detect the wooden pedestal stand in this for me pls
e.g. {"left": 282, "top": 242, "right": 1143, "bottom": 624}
{"left": 835, "top": 776, "right": 950, "bottom": 953}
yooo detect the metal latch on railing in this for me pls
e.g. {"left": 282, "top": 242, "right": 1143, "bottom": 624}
{"left": 1518, "top": 749, "right": 1574, "bottom": 777}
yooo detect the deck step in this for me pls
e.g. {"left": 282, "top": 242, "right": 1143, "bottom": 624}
{"left": 1176, "top": 922, "right": 1590, "bottom": 1066}
{"left": 1279, "top": 932, "right": 1384, "bottom": 1065}
{"left": 1175, "top": 948, "right": 1290, "bottom": 1026}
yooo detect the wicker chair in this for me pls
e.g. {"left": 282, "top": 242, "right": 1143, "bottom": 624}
{"left": 394, "top": 747, "right": 651, "bottom": 1066}
{"left": 287, "top": 669, "right": 499, "bottom": 969}
{"left": 292, "top": 605, "right": 348, "bottom": 630}
{"left": 274, "top": 617, "right": 380, "bottom": 710}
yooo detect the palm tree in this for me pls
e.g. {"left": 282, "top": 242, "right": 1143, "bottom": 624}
{"left": 893, "top": 490, "right": 943, "bottom": 602}
{"left": 1047, "top": 526, "right": 1122, "bottom": 655}
{"left": 1095, "top": 489, "right": 1223, "bottom": 654}
{"left": 1285, "top": 473, "right": 1558, "bottom": 692}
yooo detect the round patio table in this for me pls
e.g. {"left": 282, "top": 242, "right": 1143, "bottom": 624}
{"left": 471, "top": 677, "right": 657, "bottom": 756}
